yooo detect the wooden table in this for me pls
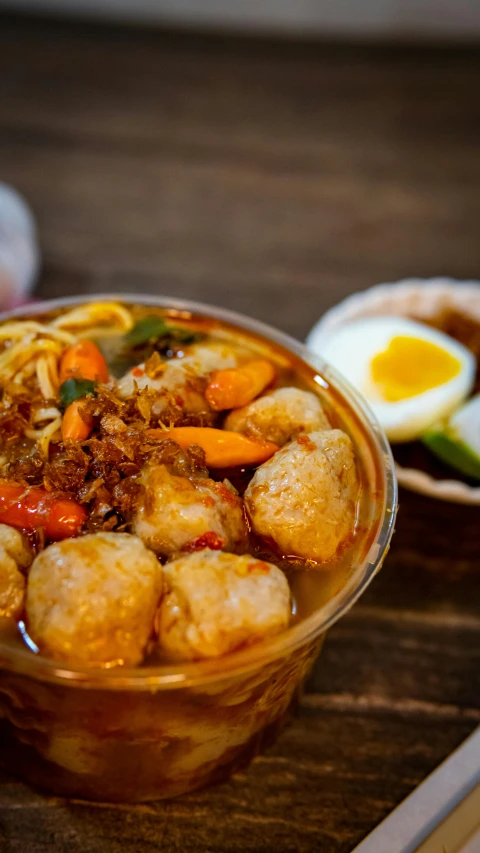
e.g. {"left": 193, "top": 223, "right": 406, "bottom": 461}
{"left": 1, "top": 14, "right": 479, "bottom": 852}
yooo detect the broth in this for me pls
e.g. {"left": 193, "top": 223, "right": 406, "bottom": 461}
{"left": 0, "top": 302, "right": 384, "bottom": 668}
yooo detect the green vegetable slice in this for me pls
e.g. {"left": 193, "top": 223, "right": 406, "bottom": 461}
{"left": 124, "top": 316, "right": 171, "bottom": 347}
{"left": 124, "top": 316, "right": 203, "bottom": 348}
{"left": 423, "top": 394, "right": 480, "bottom": 481}
{"left": 60, "top": 378, "right": 97, "bottom": 408}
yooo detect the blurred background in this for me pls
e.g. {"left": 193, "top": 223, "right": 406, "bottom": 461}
{"left": 3, "top": 0, "right": 480, "bottom": 39}
{"left": 0, "top": 1, "right": 479, "bottom": 339}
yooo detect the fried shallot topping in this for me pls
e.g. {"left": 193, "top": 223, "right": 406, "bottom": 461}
{"left": 0, "top": 380, "right": 209, "bottom": 534}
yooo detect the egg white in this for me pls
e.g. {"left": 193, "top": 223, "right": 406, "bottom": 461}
{"left": 319, "top": 316, "right": 475, "bottom": 442}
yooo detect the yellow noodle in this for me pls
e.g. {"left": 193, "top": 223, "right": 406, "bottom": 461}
{"left": 47, "top": 352, "right": 60, "bottom": 394}
{"left": 32, "top": 407, "right": 62, "bottom": 424}
{"left": 0, "top": 339, "right": 64, "bottom": 385}
{"left": 47, "top": 352, "right": 59, "bottom": 372}
{"left": 50, "top": 302, "right": 133, "bottom": 335}
{"left": 0, "top": 323, "right": 71, "bottom": 392}
{"left": 25, "top": 416, "right": 62, "bottom": 458}
{"left": 0, "top": 305, "right": 133, "bottom": 451}
{"left": 0, "top": 321, "right": 74, "bottom": 345}
{"left": 0, "top": 304, "right": 131, "bottom": 392}
{"left": 39, "top": 417, "right": 62, "bottom": 458}
{"left": 36, "top": 355, "right": 58, "bottom": 401}
{"left": 12, "top": 361, "right": 37, "bottom": 384}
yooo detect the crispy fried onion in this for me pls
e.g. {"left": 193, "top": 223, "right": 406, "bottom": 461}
{"left": 0, "top": 303, "right": 217, "bottom": 527}
{"left": 1, "top": 381, "right": 209, "bottom": 533}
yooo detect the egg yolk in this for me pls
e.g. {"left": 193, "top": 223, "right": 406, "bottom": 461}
{"left": 371, "top": 335, "right": 461, "bottom": 402}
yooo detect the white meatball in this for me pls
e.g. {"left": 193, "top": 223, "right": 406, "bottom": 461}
{"left": 0, "top": 525, "right": 32, "bottom": 619}
{"left": 245, "top": 429, "right": 358, "bottom": 564}
{"left": 117, "top": 341, "right": 240, "bottom": 415}
{"left": 133, "top": 463, "right": 247, "bottom": 558}
{"left": 26, "top": 533, "right": 162, "bottom": 667}
{"left": 187, "top": 342, "right": 242, "bottom": 373}
{"left": 225, "top": 387, "right": 330, "bottom": 446}
{"left": 157, "top": 550, "right": 290, "bottom": 660}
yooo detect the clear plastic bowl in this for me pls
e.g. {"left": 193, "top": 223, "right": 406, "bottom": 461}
{"left": 0, "top": 295, "right": 397, "bottom": 802}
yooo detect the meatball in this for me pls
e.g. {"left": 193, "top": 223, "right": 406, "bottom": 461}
{"left": 225, "top": 387, "right": 330, "bottom": 446}
{"left": 157, "top": 550, "right": 290, "bottom": 660}
{"left": 245, "top": 429, "right": 358, "bottom": 563}
{"left": 117, "top": 341, "right": 240, "bottom": 415}
{"left": 187, "top": 342, "right": 242, "bottom": 373}
{"left": 0, "top": 525, "right": 32, "bottom": 619}
{"left": 133, "top": 462, "right": 247, "bottom": 558}
{"left": 26, "top": 533, "right": 162, "bottom": 666}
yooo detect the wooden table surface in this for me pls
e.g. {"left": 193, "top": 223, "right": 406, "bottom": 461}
{"left": 1, "top": 14, "right": 480, "bottom": 853}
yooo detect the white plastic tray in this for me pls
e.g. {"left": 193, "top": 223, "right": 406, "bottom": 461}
{"left": 351, "top": 725, "right": 480, "bottom": 853}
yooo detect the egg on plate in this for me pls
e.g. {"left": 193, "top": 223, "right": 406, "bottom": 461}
{"left": 317, "top": 316, "right": 475, "bottom": 442}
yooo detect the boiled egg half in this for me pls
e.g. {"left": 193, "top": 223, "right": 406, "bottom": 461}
{"left": 317, "top": 316, "right": 475, "bottom": 442}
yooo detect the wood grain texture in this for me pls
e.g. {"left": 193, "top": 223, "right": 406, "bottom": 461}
{"left": 0, "top": 714, "right": 474, "bottom": 853}
{"left": 0, "top": 14, "right": 480, "bottom": 853}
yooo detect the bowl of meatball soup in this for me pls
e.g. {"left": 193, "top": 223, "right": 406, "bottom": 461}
{"left": 0, "top": 296, "right": 396, "bottom": 801}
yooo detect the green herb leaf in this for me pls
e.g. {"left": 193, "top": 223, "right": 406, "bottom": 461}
{"left": 124, "top": 316, "right": 170, "bottom": 347}
{"left": 124, "top": 315, "right": 204, "bottom": 349}
{"left": 60, "top": 378, "right": 97, "bottom": 408}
